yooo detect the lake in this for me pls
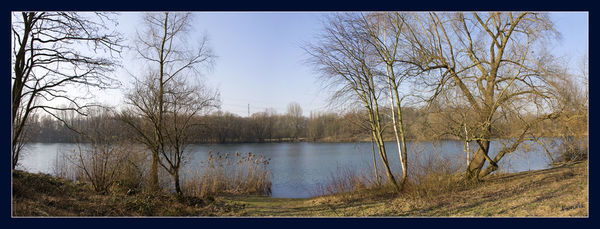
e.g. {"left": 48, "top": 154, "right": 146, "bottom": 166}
{"left": 18, "top": 140, "right": 558, "bottom": 198}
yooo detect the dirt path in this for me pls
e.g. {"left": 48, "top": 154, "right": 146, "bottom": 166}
{"left": 216, "top": 196, "right": 317, "bottom": 216}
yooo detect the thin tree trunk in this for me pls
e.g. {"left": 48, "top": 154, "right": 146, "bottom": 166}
{"left": 368, "top": 107, "right": 399, "bottom": 192}
{"left": 149, "top": 13, "right": 170, "bottom": 192}
{"left": 381, "top": 27, "right": 409, "bottom": 190}
{"left": 464, "top": 124, "right": 471, "bottom": 169}
{"left": 387, "top": 79, "right": 407, "bottom": 190}
{"left": 370, "top": 135, "right": 381, "bottom": 186}
{"left": 367, "top": 67, "right": 400, "bottom": 192}
{"left": 395, "top": 104, "right": 408, "bottom": 189}
{"left": 387, "top": 71, "right": 409, "bottom": 190}
{"left": 150, "top": 150, "right": 159, "bottom": 191}
{"left": 375, "top": 132, "right": 399, "bottom": 192}
{"left": 174, "top": 169, "right": 182, "bottom": 195}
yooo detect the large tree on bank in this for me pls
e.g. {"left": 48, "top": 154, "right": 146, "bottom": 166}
{"left": 11, "top": 12, "right": 124, "bottom": 170}
{"left": 397, "top": 12, "right": 564, "bottom": 180}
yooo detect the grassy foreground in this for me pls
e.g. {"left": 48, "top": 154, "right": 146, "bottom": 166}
{"left": 12, "top": 161, "right": 587, "bottom": 217}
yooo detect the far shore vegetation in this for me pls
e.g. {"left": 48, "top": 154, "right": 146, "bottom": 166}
{"left": 24, "top": 105, "right": 583, "bottom": 144}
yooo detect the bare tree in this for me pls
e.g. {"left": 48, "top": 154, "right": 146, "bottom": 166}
{"left": 286, "top": 102, "right": 304, "bottom": 140}
{"left": 249, "top": 109, "right": 278, "bottom": 142}
{"left": 305, "top": 13, "right": 401, "bottom": 191}
{"left": 397, "top": 12, "right": 563, "bottom": 180}
{"left": 11, "top": 12, "right": 124, "bottom": 170}
{"left": 122, "top": 73, "right": 218, "bottom": 195}
{"left": 121, "top": 12, "right": 216, "bottom": 194}
{"left": 161, "top": 77, "right": 218, "bottom": 194}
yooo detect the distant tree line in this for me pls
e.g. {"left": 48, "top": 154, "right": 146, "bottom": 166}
{"left": 25, "top": 105, "right": 365, "bottom": 144}
{"left": 24, "top": 102, "right": 585, "bottom": 144}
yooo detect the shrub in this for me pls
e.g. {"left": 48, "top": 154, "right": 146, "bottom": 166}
{"left": 554, "top": 136, "right": 588, "bottom": 165}
{"left": 112, "top": 146, "right": 149, "bottom": 194}
{"left": 69, "top": 142, "right": 132, "bottom": 194}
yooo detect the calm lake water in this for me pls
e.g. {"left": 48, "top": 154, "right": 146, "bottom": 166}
{"left": 18, "top": 140, "right": 558, "bottom": 198}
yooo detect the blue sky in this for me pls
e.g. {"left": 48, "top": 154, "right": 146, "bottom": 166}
{"left": 191, "top": 12, "right": 330, "bottom": 116}
{"left": 102, "top": 12, "right": 588, "bottom": 117}
{"left": 114, "top": 12, "right": 330, "bottom": 116}
{"left": 552, "top": 12, "right": 589, "bottom": 59}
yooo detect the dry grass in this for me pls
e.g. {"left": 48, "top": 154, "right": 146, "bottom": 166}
{"left": 313, "top": 144, "right": 468, "bottom": 202}
{"left": 313, "top": 166, "right": 382, "bottom": 197}
{"left": 182, "top": 152, "right": 271, "bottom": 198}
{"left": 11, "top": 170, "right": 246, "bottom": 216}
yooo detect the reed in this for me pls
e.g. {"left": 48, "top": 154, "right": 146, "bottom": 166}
{"left": 313, "top": 165, "right": 380, "bottom": 197}
{"left": 183, "top": 151, "right": 271, "bottom": 197}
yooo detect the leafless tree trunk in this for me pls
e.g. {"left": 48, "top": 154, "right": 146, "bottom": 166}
{"left": 464, "top": 124, "right": 471, "bottom": 169}
{"left": 370, "top": 134, "right": 381, "bottom": 185}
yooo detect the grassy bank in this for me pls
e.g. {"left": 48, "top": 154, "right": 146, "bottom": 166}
{"left": 12, "top": 160, "right": 587, "bottom": 217}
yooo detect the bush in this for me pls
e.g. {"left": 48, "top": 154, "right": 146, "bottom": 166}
{"left": 112, "top": 147, "right": 149, "bottom": 195}
{"left": 52, "top": 143, "right": 151, "bottom": 195}
{"left": 554, "top": 136, "right": 588, "bottom": 165}
{"left": 69, "top": 142, "right": 134, "bottom": 194}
